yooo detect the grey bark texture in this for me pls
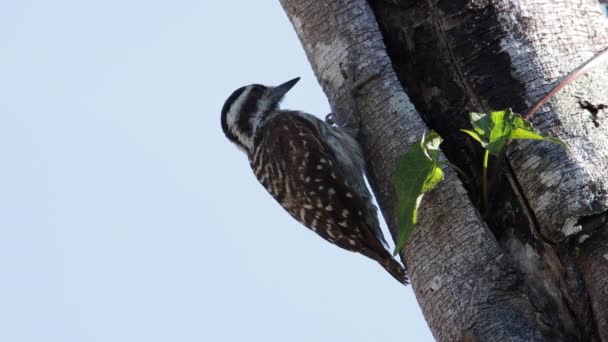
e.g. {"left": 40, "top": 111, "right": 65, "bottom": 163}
{"left": 280, "top": 0, "right": 608, "bottom": 341}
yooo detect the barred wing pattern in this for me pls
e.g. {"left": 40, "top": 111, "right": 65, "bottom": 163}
{"left": 250, "top": 113, "right": 407, "bottom": 284}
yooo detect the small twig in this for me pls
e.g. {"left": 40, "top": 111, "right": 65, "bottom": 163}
{"left": 523, "top": 47, "right": 608, "bottom": 120}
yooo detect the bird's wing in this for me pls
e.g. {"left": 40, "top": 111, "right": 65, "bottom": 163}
{"left": 252, "top": 113, "right": 388, "bottom": 256}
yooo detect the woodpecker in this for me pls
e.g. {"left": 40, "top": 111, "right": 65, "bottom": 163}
{"left": 220, "top": 77, "right": 408, "bottom": 285}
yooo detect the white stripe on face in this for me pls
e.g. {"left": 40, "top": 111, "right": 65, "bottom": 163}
{"left": 225, "top": 86, "right": 254, "bottom": 153}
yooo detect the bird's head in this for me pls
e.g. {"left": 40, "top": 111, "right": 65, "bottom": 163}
{"left": 221, "top": 77, "right": 300, "bottom": 153}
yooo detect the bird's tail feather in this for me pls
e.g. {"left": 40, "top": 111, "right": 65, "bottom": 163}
{"left": 380, "top": 258, "right": 409, "bottom": 285}
{"left": 360, "top": 246, "right": 409, "bottom": 285}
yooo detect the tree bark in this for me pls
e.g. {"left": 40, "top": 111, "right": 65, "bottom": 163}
{"left": 280, "top": 0, "right": 608, "bottom": 341}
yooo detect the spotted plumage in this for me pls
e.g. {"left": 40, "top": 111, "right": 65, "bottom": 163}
{"left": 221, "top": 77, "right": 408, "bottom": 285}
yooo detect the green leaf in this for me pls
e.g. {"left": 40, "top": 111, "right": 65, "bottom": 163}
{"left": 509, "top": 129, "right": 567, "bottom": 148}
{"left": 393, "top": 131, "right": 445, "bottom": 254}
{"left": 423, "top": 161, "right": 444, "bottom": 192}
{"left": 469, "top": 112, "right": 491, "bottom": 135}
{"left": 460, "top": 129, "right": 484, "bottom": 145}
{"left": 509, "top": 128, "right": 549, "bottom": 141}
{"left": 462, "top": 109, "right": 567, "bottom": 154}
{"left": 422, "top": 130, "right": 443, "bottom": 162}
{"left": 508, "top": 110, "right": 566, "bottom": 147}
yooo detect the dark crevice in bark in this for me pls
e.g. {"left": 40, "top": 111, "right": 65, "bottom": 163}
{"left": 490, "top": 164, "right": 593, "bottom": 341}
{"left": 368, "top": 0, "right": 602, "bottom": 340}
{"left": 424, "top": 0, "right": 485, "bottom": 112}
{"left": 577, "top": 211, "right": 608, "bottom": 234}
{"left": 575, "top": 222, "right": 608, "bottom": 341}
{"left": 557, "top": 243, "right": 599, "bottom": 341}
{"left": 578, "top": 99, "right": 606, "bottom": 128}
{"left": 502, "top": 160, "right": 551, "bottom": 246}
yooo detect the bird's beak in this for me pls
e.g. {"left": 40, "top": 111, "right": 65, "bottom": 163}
{"left": 269, "top": 77, "right": 300, "bottom": 105}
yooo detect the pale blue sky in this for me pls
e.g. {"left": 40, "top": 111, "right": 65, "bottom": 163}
{"left": 0, "top": 1, "right": 433, "bottom": 341}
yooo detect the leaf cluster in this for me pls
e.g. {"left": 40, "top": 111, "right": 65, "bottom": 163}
{"left": 461, "top": 109, "right": 566, "bottom": 156}
{"left": 393, "top": 109, "right": 566, "bottom": 254}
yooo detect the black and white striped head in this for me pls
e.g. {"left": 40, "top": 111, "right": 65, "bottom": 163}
{"left": 221, "top": 77, "right": 300, "bottom": 153}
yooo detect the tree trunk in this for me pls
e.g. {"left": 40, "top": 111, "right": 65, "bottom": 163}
{"left": 280, "top": 0, "right": 608, "bottom": 341}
